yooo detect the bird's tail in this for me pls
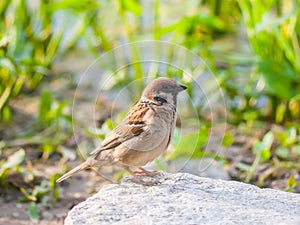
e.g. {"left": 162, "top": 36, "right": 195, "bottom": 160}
{"left": 56, "top": 161, "right": 91, "bottom": 183}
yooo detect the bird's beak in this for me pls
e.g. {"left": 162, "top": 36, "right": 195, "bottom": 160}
{"left": 178, "top": 84, "right": 187, "bottom": 91}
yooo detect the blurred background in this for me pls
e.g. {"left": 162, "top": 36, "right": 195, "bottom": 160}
{"left": 0, "top": 0, "right": 300, "bottom": 224}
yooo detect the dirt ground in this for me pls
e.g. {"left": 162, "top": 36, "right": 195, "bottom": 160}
{"left": 0, "top": 164, "right": 113, "bottom": 225}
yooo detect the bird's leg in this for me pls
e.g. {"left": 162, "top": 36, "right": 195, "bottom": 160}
{"left": 133, "top": 167, "right": 161, "bottom": 177}
{"left": 124, "top": 167, "right": 160, "bottom": 186}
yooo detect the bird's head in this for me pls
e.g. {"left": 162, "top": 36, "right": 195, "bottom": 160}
{"left": 141, "top": 77, "right": 187, "bottom": 106}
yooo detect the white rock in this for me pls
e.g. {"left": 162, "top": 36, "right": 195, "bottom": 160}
{"left": 65, "top": 173, "right": 300, "bottom": 225}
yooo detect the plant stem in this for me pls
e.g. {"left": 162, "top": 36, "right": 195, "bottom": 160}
{"left": 245, "top": 153, "right": 261, "bottom": 183}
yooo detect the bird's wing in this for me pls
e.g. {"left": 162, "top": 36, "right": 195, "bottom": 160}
{"left": 90, "top": 102, "right": 149, "bottom": 157}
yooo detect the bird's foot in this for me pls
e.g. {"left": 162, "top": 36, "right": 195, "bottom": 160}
{"left": 125, "top": 167, "right": 161, "bottom": 186}
{"left": 133, "top": 167, "right": 161, "bottom": 177}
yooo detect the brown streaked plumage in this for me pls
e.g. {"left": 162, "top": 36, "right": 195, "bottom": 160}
{"left": 56, "top": 77, "right": 187, "bottom": 185}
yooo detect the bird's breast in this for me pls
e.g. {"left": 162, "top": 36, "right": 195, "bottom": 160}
{"left": 114, "top": 106, "right": 176, "bottom": 166}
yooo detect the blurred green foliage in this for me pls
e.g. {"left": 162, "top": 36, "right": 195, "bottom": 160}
{"left": 0, "top": 148, "right": 25, "bottom": 184}
{"left": 1, "top": 0, "right": 58, "bottom": 119}
{"left": 243, "top": 126, "right": 300, "bottom": 192}
{"left": 167, "top": 127, "right": 209, "bottom": 160}
{"left": 1, "top": 0, "right": 299, "bottom": 123}
{"left": 238, "top": 0, "right": 300, "bottom": 123}
{"left": 27, "top": 202, "right": 39, "bottom": 223}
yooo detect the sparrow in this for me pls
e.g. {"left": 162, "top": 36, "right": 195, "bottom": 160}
{"left": 56, "top": 77, "right": 187, "bottom": 185}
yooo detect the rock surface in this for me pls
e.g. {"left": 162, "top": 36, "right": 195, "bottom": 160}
{"left": 65, "top": 173, "right": 300, "bottom": 225}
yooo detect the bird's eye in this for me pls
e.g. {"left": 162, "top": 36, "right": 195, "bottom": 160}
{"left": 154, "top": 96, "right": 167, "bottom": 104}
